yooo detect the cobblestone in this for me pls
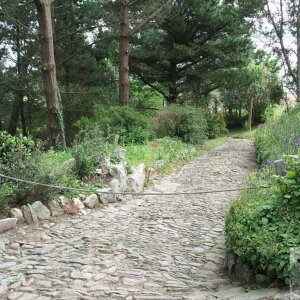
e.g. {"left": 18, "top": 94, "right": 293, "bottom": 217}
{"left": 0, "top": 139, "right": 292, "bottom": 299}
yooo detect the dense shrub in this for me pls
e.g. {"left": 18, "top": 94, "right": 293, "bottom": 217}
{"left": 154, "top": 105, "right": 207, "bottom": 144}
{"left": 205, "top": 113, "right": 228, "bottom": 139}
{"left": 72, "top": 126, "right": 110, "bottom": 179}
{"left": 226, "top": 106, "right": 300, "bottom": 285}
{"left": 255, "top": 106, "right": 300, "bottom": 164}
{"left": 77, "top": 105, "right": 154, "bottom": 144}
{"left": 226, "top": 154, "right": 300, "bottom": 284}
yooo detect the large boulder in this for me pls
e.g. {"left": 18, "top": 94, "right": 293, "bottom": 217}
{"left": 0, "top": 218, "right": 18, "bottom": 233}
{"left": 10, "top": 208, "right": 25, "bottom": 224}
{"left": 109, "top": 164, "right": 127, "bottom": 192}
{"left": 31, "top": 201, "right": 51, "bottom": 220}
{"left": 21, "top": 204, "right": 38, "bottom": 224}
{"left": 127, "top": 163, "right": 145, "bottom": 193}
{"left": 83, "top": 194, "right": 101, "bottom": 209}
{"left": 48, "top": 199, "right": 64, "bottom": 217}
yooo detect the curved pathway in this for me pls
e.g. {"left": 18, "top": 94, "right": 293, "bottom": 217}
{"left": 0, "top": 139, "right": 290, "bottom": 299}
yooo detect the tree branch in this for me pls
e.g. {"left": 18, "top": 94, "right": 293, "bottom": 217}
{"left": 129, "top": 0, "right": 172, "bottom": 36}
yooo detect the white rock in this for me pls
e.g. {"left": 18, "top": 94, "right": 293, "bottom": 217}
{"left": 31, "top": 201, "right": 51, "bottom": 220}
{"left": 10, "top": 243, "right": 20, "bottom": 251}
{"left": 72, "top": 198, "right": 85, "bottom": 210}
{"left": 47, "top": 199, "right": 64, "bottom": 217}
{"left": 110, "top": 179, "right": 120, "bottom": 193}
{"left": 109, "top": 164, "right": 127, "bottom": 192}
{"left": 0, "top": 218, "right": 18, "bottom": 233}
{"left": 109, "top": 179, "right": 125, "bottom": 201}
{"left": 83, "top": 194, "right": 100, "bottom": 209}
{"left": 21, "top": 205, "right": 38, "bottom": 224}
{"left": 127, "top": 163, "right": 145, "bottom": 193}
{"left": 101, "top": 157, "right": 111, "bottom": 169}
{"left": 10, "top": 208, "right": 25, "bottom": 223}
{"left": 59, "top": 195, "right": 70, "bottom": 207}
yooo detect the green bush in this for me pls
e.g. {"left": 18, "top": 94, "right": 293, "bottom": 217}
{"left": 77, "top": 105, "right": 154, "bottom": 145}
{"left": 226, "top": 154, "right": 300, "bottom": 284}
{"left": 72, "top": 126, "right": 110, "bottom": 179}
{"left": 154, "top": 105, "right": 207, "bottom": 144}
{"left": 226, "top": 106, "right": 300, "bottom": 285}
{"left": 0, "top": 131, "right": 35, "bottom": 164}
{"left": 0, "top": 132, "right": 81, "bottom": 208}
{"left": 0, "top": 141, "right": 58, "bottom": 207}
{"left": 205, "top": 113, "right": 228, "bottom": 139}
{"left": 255, "top": 106, "right": 300, "bottom": 164}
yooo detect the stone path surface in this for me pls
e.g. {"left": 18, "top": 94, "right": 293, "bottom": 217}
{"left": 0, "top": 139, "right": 293, "bottom": 299}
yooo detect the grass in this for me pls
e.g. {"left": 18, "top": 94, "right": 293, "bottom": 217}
{"left": 125, "top": 136, "right": 229, "bottom": 174}
{"left": 227, "top": 127, "right": 258, "bottom": 139}
{"left": 125, "top": 138, "right": 203, "bottom": 173}
{"left": 37, "top": 127, "right": 251, "bottom": 178}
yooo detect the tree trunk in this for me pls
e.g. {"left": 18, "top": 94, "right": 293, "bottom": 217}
{"left": 297, "top": 0, "right": 300, "bottom": 101}
{"left": 119, "top": 1, "right": 130, "bottom": 107}
{"left": 7, "top": 101, "right": 20, "bottom": 135}
{"left": 8, "top": 27, "right": 27, "bottom": 136}
{"left": 34, "top": 0, "right": 66, "bottom": 149}
{"left": 167, "top": 61, "right": 178, "bottom": 104}
{"left": 248, "top": 98, "right": 254, "bottom": 132}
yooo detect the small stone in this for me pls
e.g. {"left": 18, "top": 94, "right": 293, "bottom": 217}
{"left": 96, "top": 188, "right": 116, "bottom": 205}
{"left": 83, "top": 194, "right": 100, "bottom": 209}
{"left": 41, "top": 223, "right": 50, "bottom": 229}
{"left": 70, "top": 271, "right": 92, "bottom": 280}
{"left": 10, "top": 208, "right": 25, "bottom": 223}
{"left": 41, "top": 234, "right": 51, "bottom": 241}
{"left": 235, "top": 259, "right": 254, "bottom": 283}
{"left": 0, "top": 218, "right": 18, "bottom": 233}
{"left": 224, "top": 252, "right": 236, "bottom": 276}
{"left": 10, "top": 243, "right": 20, "bottom": 251}
{"left": 255, "top": 273, "right": 271, "bottom": 284}
{"left": 0, "top": 261, "right": 17, "bottom": 269}
{"left": 0, "top": 240, "right": 6, "bottom": 251}
{"left": 193, "top": 247, "right": 205, "bottom": 254}
{"left": 31, "top": 201, "right": 51, "bottom": 220}
{"left": 35, "top": 244, "right": 56, "bottom": 255}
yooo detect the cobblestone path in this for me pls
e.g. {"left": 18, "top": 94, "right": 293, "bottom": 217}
{"left": 0, "top": 139, "right": 291, "bottom": 299}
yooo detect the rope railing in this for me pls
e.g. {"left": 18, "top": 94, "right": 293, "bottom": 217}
{"left": 0, "top": 173, "right": 269, "bottom": 197}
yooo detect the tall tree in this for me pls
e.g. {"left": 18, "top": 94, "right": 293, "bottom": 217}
{"left": 263, "top": 0, "right": 300, "bottom": 101}
{"left": 131, "top": 0, "right": 255, "bottom": 104}
{"left": 117, "top": 0, "right": 171, "bottom": 106}
{"left": 0, "top": 0, "right": 38, "bottom": 136}
{"left": 34, "top": 0, "right": 66, "bottom": 148}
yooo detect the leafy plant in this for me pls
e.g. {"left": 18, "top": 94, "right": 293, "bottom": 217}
{"left": 77, "top": 105, "right": 155, "bottom": 145}
{"left": 154, "top": 105, "right": 207, "bottom": 144}
{"left": 72, "top": 126, "right": 110, "bottom": 179}
{"left": 0, "top": 131, "right": 35, "bottom": 164}
{"left": 226, "top": 110, "right": 300, "bottom": 285}
{"left": 205, "top": 112, "right": 228, "bottom": 139}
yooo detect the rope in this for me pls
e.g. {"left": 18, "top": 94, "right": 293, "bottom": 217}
{"left": 0, "top": 173, "right": 269, "bottom": 196}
